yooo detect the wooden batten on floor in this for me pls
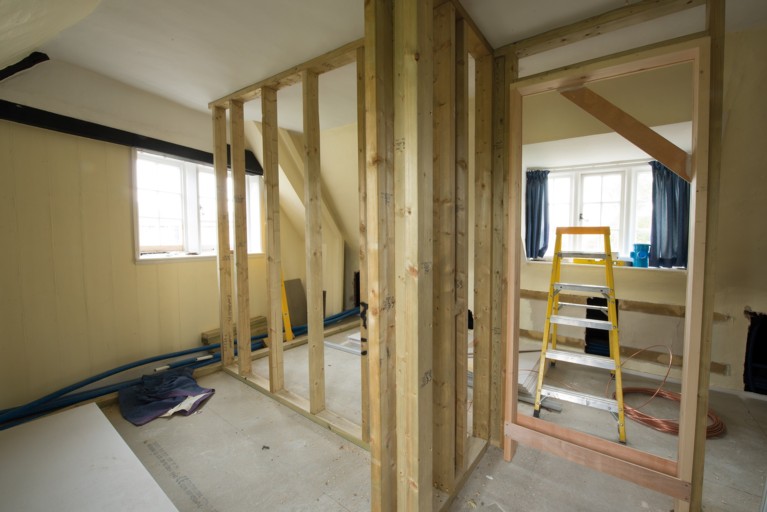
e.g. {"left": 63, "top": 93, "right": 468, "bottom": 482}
{"left": 229, "top": 99, "right": 251, "bottom": 376}
{"left": 454, "top": 17, "right": 470, "bottom": 474}
{"left": 364, "top": 0, "right": 397, "bottom": 509}
{"left": 262, "top": 86, "right": 284, "bottom": 393}
{"left": 212, "top": 106, "right": 235, "bottom": 368}
{"left": 302, "top": 69, "right": 326, "bottom": 415}
{"left": 432, "top": 0, "right": 457, "bottom": 492}
{"left": 356, "top": 45, "right": 371, "bottom": 445}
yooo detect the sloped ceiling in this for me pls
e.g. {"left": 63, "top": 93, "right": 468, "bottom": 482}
{"left": 0, "top": 0, "right": 99, "bottom": 69}
{"left": 3, "top": 1, "right": 767, "bottom": 131}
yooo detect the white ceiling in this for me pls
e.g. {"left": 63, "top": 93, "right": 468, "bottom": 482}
{"left": 3, "top": 0, "right": 767, "bottom": 131}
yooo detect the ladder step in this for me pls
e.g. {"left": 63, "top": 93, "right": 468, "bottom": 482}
{"left": 541, "top": 385, "right": 619, "bottom": 413}
{"left": 549, "top": 315, "right": 614, "bottom": 330}
{"left": 557, "top": 251, "right": 609, "bottom": 259}
{"left": 545, "top": 349, "right": 615, "bottom": 370}
{"left": 557, "top": 302, "right": 608, "bottom": 312}
{"left": 554, "top": 283, "right": 611, "bottom": 295}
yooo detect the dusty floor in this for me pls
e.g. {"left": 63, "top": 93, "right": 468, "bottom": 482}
{"left": 104, "top": 339, "right": 767, "bottom": 511}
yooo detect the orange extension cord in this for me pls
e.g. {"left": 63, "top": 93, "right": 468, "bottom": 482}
{"left": 608, "top": 345, "right": 727, "bottom": 438}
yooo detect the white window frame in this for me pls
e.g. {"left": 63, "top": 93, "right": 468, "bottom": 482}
{"left": 132, "top": 149, "right": 264, "bottom": 261}
{"left": 531, "top": 160, "right": 652, "bottom": 259}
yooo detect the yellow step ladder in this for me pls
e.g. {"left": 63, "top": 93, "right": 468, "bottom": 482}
{"left": 281, "top": 272, "right": 294, "bottom": 341}
{"left": 532, "top": 226, "right": 626, "bottom": 444}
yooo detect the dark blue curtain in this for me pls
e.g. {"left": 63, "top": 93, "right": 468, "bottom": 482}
{"left": 525, "top": 170, "right": 549, "bottom": 259}
{"left": 649, "top": 161, "right": 690, "bottom": 268}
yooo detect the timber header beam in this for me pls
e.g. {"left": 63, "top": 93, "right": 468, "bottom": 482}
{"left": 497, "top": 0, "right": 705, "bottom": 59}
{"left": 209, "top": 38, "right": 363, "bottom": 108}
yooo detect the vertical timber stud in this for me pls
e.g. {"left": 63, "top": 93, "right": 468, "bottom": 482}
{"left": 472, "top": 54, "right": 493, "bottom": 441}
{"left": 262, "top": 86, "right": 285, "bottom": 393}
{"left": 365, "top": 0, "right": 397, "bottom": 509}
{"left": 678, "top": 2, "right": 723, "bottom": 511}
{"left": 490, "top": 53, "right": 517, "bottom": 447}
{"left": 454, "top": 17, "right": 469, "bottom": 474}
{"left": 394, "top": 0, "right": 434, "bottom": 508}
{"left": 302, "top": 69, "right": 326, "bottom": 415}
{"left": 692, "top": 1, "right": 724, "bottom": 508}
{"left": 357, "top": 46, "right": 371, "bottom": 444}
{"left": 213, "top": 106, "right": 234, "bottom": 368}
{"left": 230, "top": 100, "right": 252, "bottom": 376}
{"left": 432, "top": 0, "right": 456, "bottom": 492}
{"left": 503, "top": 55, "right": 523, "bottom": 462}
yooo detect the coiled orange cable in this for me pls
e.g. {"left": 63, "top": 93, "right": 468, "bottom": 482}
{"left": 609, "top": 345, "right": 727, "bottom": 438}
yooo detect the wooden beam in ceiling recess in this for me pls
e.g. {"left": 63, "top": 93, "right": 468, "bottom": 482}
{"left": 497, "top": 0, "right": 706, "bottom": 59}
{"left": 561, "top": 86, "right": 691, "bottom": 181}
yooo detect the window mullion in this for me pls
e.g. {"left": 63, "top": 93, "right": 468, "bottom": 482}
{"left": 184, "top": 164, "right": 200, "bottom": 254}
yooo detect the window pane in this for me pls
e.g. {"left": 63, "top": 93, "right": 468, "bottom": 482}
{"left": 602, "top": 174, "right": 622, "bottom": 202}
{"left": 581, "top": 203, "right": 601, "bottom": 225}
{"left": 136, "top": 153, "right": 184, "bottom": 252}
{"left": 602, "top": 203, "right": 621, "bottom": 229}
{"left": 582, "top": 175, "right": 601, "bottom": 203}
{"left": 636, "top": 171, "right": 652, "bottom": 203}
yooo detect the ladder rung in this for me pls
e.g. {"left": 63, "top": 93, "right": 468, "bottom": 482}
{"left": 541, "top": 385, "right": 619, "bottom": 413}
{"left": 549, "top": 315, "right": 614, "bottom": 330}
{"left": 545, "top": 349, "right": 615, "bottom": 370}
{"left": 557, "top": 251, "right": 608, "bottom": 259}
{"left": 554, "top": 283, "right": 611, "bottom": 295}
{"left": 557, "top": 302, "right": 608, "bottom": 312}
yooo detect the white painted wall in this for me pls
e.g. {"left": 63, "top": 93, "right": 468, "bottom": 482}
{"left": 518, "top": 26, "right": 767, "bottom": 390}
{"left": 0, "top": 121, "right": 307, "bottom": 408}
{"left": 0, "top": 60, "right": 213, "bottom": 153}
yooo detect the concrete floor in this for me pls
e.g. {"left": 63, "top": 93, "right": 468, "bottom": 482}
{"left": 104, "top": 340, "right": 767, "bottom": 511}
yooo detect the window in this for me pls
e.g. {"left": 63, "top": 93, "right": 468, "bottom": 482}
{"left": 134, "top": 151, "right": 263, "bottom": 259}
{"left": 539, "top": 162, "right": 652, "bottom": 258}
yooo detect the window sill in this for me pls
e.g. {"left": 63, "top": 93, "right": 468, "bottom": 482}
{"left": 136, "top": 252, "right": 265, "bottom": 265}
{"left": 525, "top": 259, "right": 687, "bottom": 274}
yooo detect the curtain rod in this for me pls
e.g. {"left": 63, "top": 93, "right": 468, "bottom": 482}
{"left": 528, "top": 158, "right": 652, "bottom": 173}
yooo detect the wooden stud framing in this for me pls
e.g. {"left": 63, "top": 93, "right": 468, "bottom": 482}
{"left": 472, "top": 54, "right": 493, "bottom": 441}
{"left": 365, "top": 0, "right": 397, "bottom": 509}
{"left": 489, "top": 52, "right": 517, "bottom": 449}
{"left": 210, "top": 39, "right": 363, "bottom": 107}
{"left": 503, "top": 37, "right": 712, "bottom": 502}
{"left": 212, "top": 106, "right": 235, "bottom": 368}
{"left": 432, "top": 0, "right": 457, "bottom": 492}
{"left": 497, "top": 0, "right": 705, "bottom": 58}
{"left": 262, "top": 86, "right": 284, "bottom": 393}
{"left": 677, "top": 2, "right": 721, "bottom": 510}
{"left": 453, "top": 17, "right": 469, "bottom": 474}
{"left": 502, "top": 79, "right": 523, "bottom": 463}
{"left": 393, "top": 0, "right": 434, "bottom": 507}
{"left": 230, "top": 99, "right": 251, "bottom": 376}
{"left": 357, "top": 46, "right": 371, "bottom": 444}
{"left": 560, "top": 87, "right": 691, "bottom": 181}
{"left": 690, "top": 1, "right": 723, "bottom": 507}
{"left": 302, "top": 69, "right": 326, "bottom": 415}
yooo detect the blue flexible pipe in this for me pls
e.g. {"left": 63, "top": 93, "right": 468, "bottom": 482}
{"left": 0, "top": 307, "right": 359, "bottom": 428}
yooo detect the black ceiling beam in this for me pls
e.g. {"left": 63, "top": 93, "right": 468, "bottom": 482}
{"left": 0, "top": 100, "right": 263, "bottom": 175}
{"left": 0, "top": 52, "right": 50, "bottom": 82}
